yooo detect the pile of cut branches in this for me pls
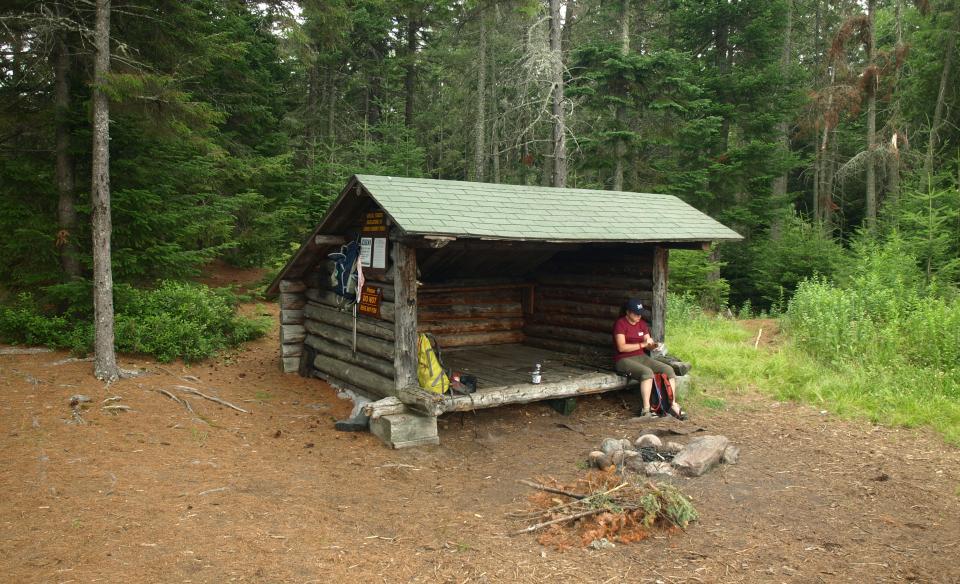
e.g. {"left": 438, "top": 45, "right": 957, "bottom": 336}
{"left": 510, "top": 471, "right": 698, "bottom": 549}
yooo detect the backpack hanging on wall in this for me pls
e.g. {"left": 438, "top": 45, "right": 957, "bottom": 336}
{"left": 649, "top": 372, "right": 675, "bottom": 417}
{"left": 328, "top": 240, "right": 361, "bottom": 303}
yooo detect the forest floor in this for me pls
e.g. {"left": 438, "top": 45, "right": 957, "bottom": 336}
{"left": 2, "top": 290, "right": 959, "bottom": 583}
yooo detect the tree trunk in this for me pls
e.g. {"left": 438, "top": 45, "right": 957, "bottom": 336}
{"left": 325, "top": 67, "right": 336, "bottom": 142}
{"left": 53, "top": 34, "right": 81, "bottom": 280}
{"left": 304, "top": 60, "right": 319, "bottom": 169}
{"left": 404, "top": 17, "right": 419, "bottom": 128}
{"left": 491, "top": 4, "right": 501, "bottom": 183}
{"left": 716, "top": 21, "right": 731, "bottom": 154}
{"left": 491, "top": 114, "right": 501, "bottom": 183}
{"left": 549, "top": 0, "right": 567, "bottom": 188}
{"left": 925, "top": 5, "right": 960, "bottom": 180}
{"left": 613, "top": 0, "right": 630, "bottom": 192}
{"left": 886, "top": 0, "right": 905, "bottom": 211}
{"left": 817, "top": 60, "right": 837, "bottom": 227}
{"left": 771, "top": 0, "right": 793, "bottom": 220}
{"left": 824, "top": 128, "right": 838, "bottom": 226}
{"left": 864, "top": 0, "right": 877, "bottom": 229}
{"left": 91, "top": 0, "right": 119, "bottom": 382}
{"left": 472, "top": 8, "right": 487, "bottom": 182}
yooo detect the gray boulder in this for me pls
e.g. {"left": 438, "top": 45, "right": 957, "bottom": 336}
{"left": 671, "top": 435, "right": 731, "bottom": 477}
{"left": 644, "top": 462, "right": 674, "bottom": 477}
{"left": 601, "top": 437, "right": 625, "bottom": 456}
{"left": 635, "top": 434, "right": 662, "bottom": 449}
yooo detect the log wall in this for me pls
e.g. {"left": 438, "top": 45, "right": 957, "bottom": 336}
{"left": 278, "top": 279, "right": 306, "bottom": 372}
{"left": 417, "top": 283, "right": 528, "bottom": 348}
{"left": 298, "top": 260, "right": 398, "bottom": 398}
{"left": 525, "top": 246, "right": 656, "bottom": 358}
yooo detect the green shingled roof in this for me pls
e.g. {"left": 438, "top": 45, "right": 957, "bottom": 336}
{"left": 353, "top": 175, "right": 741, "bottom": 243}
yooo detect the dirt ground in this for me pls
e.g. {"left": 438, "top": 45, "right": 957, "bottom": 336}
{"left": 2, "top": 305, "right": 959, "bottom": 584}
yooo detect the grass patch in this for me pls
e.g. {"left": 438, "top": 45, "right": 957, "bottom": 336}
{"left": 668, "top": 305, "right": 960, "bottom": 445}
{"left": 698, "top": 397, "right": 726, "bottom": 410}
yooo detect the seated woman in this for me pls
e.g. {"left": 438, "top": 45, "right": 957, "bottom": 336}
{"left": 612, "top": 299, "right": 686, "bottom": 419}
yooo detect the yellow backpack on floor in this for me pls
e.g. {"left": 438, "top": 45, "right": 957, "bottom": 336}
{"left": 417, "top": 333, "right": 450, "bottom": 394}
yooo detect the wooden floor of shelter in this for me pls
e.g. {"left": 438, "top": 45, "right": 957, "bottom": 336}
{"left": 442, "top": 343, "right": 611, "bottom": 392}
{"left": 400, "top": 344, "right": 632, "bottom": 415}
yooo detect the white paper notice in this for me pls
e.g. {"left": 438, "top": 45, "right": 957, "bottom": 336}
{"left": 372, "top": 238, "right": 387, "bottom": 269}
{"left": 359, "top": 237, "right": 373, "bottom": 267}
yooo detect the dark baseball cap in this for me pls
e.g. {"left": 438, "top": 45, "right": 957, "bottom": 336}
{"left": 625, "top": 299, "right": 644, "bottom": 314}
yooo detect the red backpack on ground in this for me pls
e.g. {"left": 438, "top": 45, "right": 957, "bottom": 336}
{"left": 649, "top": 373, "right": 675, "bottom": 417}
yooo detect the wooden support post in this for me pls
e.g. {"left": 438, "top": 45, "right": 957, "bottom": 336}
{"left": 651, "top": 246, "right": 668, "bottom": 342}
{"left": 393, "top": 241, "right": 418, "bottom": 392}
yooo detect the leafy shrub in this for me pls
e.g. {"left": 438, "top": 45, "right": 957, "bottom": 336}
{"left": 749, "top": 214, "right": 844, "bottom": 308}
{"left": 782, "top": 234, "right": 960, "bottom": 430}
{"left": 0, "top": 282, "right": 268, "bottom": 362}
{"left": 0, "top": 293, "right": 92, "bottom": 353}
{"left": 666, "top": 292, "right": 704, "bottom": 325}
{"left": 669, "top": 248, "right": 730, "bottom": 310}
{"left": 668, "top": 290, "right": 960, "bottom": 444}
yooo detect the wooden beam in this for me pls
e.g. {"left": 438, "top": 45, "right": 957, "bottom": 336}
{"left": 312, "top": 353, "right": 394, "bottom": 398}
{"left": 314, "top": 234, "right": 347, "bottom": 246}
{"left": 397, "top": 372, "right": 631, "bottom": 416}
{"left": 304, "top": 333, "right": 395, "bottom": 380}
{"left": 432, "top": 330, "right": 525, "bottom": 347}
{"left": 305, "top": 288, "right": 395, "bottom": 322}
{"left": 522, "top": 324, "right": 608, "bottom": 347}
{"left": 279, "top": 279, "right": 306, "bottom": 293}
{"left": 651, "top": 246, "right": 668, "bottom": 342}
{"left": 537, "top": 273, "right": 653, "bottom": 290}
{"left": 663, "top": 241, "right": 712, "bottom": 251}
{"left": 303, "top": 323, "right": 394, "bottom": 361}
{"left": 393, "top": 241, "right": 418, "bottom": 392}
{"left": 418, "top": 317, "right": 524, "bottom": 335}
{"left": 304, "top": 301, "right": 395, "bottom": 341}
{"left": 362, "top": 396, "right": 408, "bottom": 419}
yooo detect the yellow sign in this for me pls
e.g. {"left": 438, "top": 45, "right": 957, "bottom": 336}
{"left": 363, "top": 211, "right": 387, "bottom": 234}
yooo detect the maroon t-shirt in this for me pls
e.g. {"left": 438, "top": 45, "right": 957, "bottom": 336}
{"left": 612, "top": 316, "right": 649, "bottom": 362}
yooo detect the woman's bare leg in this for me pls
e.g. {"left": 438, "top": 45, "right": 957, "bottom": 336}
{"left": 640, "top": 378, "right": 653, "bottom": 411}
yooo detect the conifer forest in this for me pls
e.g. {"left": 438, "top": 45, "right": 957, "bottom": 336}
{"left": 1, "top": 0, "right": 959, "bottom": 355}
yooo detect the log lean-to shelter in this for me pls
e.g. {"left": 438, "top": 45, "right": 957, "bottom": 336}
{"left": 267, "top": 175, "right": 742, "bottom": 448}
